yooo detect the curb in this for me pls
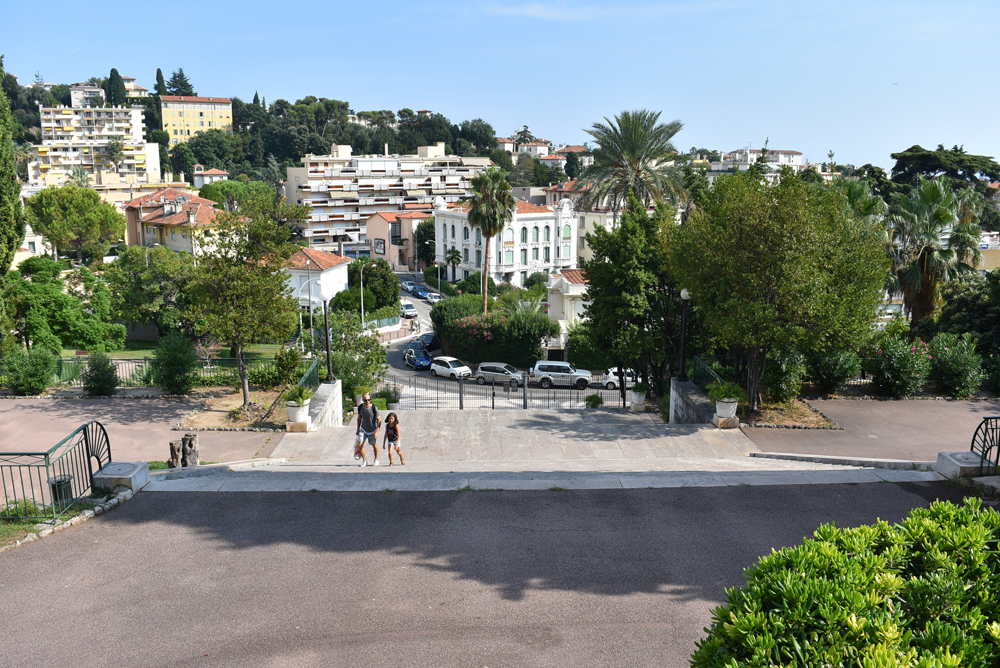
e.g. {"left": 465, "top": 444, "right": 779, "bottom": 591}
{"left": 750, "top": 451, "right": 936, "bottom": 471}
{"left": 149, "top": 458, "right": 286, "bottom": 480}
{"left": 0, "top": 394, "right": 191, "bottom": 401}
{"left": 802, "top": 394, "right": 996, "bottom": 402}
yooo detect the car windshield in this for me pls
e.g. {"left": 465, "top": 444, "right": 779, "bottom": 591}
{"left": 414, "top": 350, "right": 431, "bottom": 359}
{"left": 449, "top": 360, "right": 464, "bottom": 368}
{"left": 567, "top": 364, "right": 577, "bottom": 373}
{"left": 503, "top": 364, "right": 518, "bottom": 373}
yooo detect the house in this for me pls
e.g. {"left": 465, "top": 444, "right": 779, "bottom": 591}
{"left": 718, "top": 148, "right": 804, "bottom": 169}
{"left": 539, "top": 155, "right": 567, "bottom": 171}
{"left": 511, "top": 187, "right": 546, "bottom": 205}
{"left": 11, "top": 224, "right": 52, "bottom": 268}
{"left": 364, "top": 210, "right": 433, "bottom": 271}
{"left": 416, "top": 109, "right": 433, "bottom": 118}
{"left": 69, "top": 83, "right": 105, "bottom": 107}
{"left": 122, "top": 188, "right": 220, "bottom": 254}
{"left": 542, "top": 180, "right": 588, "bottom": 206}
{"left": 433, "top": 197, "right": 580, "bottom": 287}
{"left": 121, "top": 76, "right": 148, "bottom": 98}
{"left": 496, "top": 137, "right": 515, "bottom": 153}
{"left": 192, "top": 164, "right": 229, "bottom": 189}
{"left": 159, "top": 95, "right": 233, "bottom": 145}
{"left": 517, "top": 142, "right": 550, "bottom": 158}
{"left": 286, "top": 247, "right": 352, "bottom": 310}
{"left": 556, "top": 144, "right": 594, "bottom": 168}
{"left": 546, "top": 268, "right": 589, "bottom": 347}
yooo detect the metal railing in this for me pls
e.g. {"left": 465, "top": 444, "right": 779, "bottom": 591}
{"left": 971, "top": 416, "right": 1000, "bottom": 476}
{"left": 691, "top": 355, "right": 729, "bottom": 390}
{"left": 297, "top": 358, "right": 321, "bottom": 392}
{"left": 26, "top": 357, "right": 281, "bottom": 390}
{"left": 0, "top": 422, "right": 112, "bottom": 521}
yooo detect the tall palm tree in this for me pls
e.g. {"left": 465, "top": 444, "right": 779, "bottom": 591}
{"left": 13, "top": 142, "right": 32, "bottom": 182}
{"left": 65, "top": 165, "right": 91, "bottom": 188}
{"left": 888, "top": 177, "right": 982, "bottom": 325}
{"left": 572, "top": 109, "right": 684, "bottom": 215}
{"left": 467, "top": 167, "right": 516, "bottom": 313}
{"left": 445, "top": 247, "right": 461, "bottom": 282}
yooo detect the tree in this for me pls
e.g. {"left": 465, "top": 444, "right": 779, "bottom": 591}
{"left": 328, "top": 286, "right": 376, "bottom": 314}
{"left": 325, "top": 311, "right": 388, "bottom": 391}
{"left": 186, "top": 190, "right": 299, "bottom": 407}
{"left": 514, "top": 125, "right": 535, "bottom": 144}
{"left": 507, "top": 152, "right": 537, "bottom": 188}
{"left": 103, "top": 245, "right": 195, "bottom": 335}
{"left": 347, "top": 256, "right": 399, "bottom": 310}
{"left": 26, "top": 185, "right": 125, "bottom": 262}
{"left": 0, "top": 55, "right": 26, "bottom": 277}
{"left": 564, "top": 151, "right": 580, "bottom": 179}
{"left": 458, "top": 118, "right": 497, "bottom": 154}
{"left": 414, "top": 218, "right": 436, "bottom": 266}
{"left": 13, "top": 141, "right": 32, "bottom": 181}
{"left": 671, "top": 168, "right": 887, "bottom": 411}
{"left": 154, "top": 68, "right": 167, "bottom": 96}
{"left": 170, "top": 142, "right": 196, "bottom": 181}
{"left": 573, "top": 109, "right": 685, "bottom": 215}
{"left": 106, "top": 68, "right": 127, "bottom": 106}
{"left": 106, "top": 134, "right": 124, "bottom": 173}
{"left": 166, "top": 68, "right": 195, "bottom": 96}
{"left": 187, "top": 129, "right": 233, "bottom": 170}
{"left": 489, "top": 149, "right": 513, "bottom": 172}
{"left": 66, "top": 165, "right": 91, "bottom": 188}
{"left": 467, "top": 167, "right": 516, "bottom": 313}
{"left": 252, "top": 91, "right": 260, "bottom": 106}
{"left": 888, "top": 177, "right": 982, "bottom": 325}
{"left": 800, "top": 166, "right": 823, "bottom": 184}
{"left": 446, "top": 247, "right": 462, "bottom": 282}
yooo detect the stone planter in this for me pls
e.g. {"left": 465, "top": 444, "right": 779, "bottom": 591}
{"left": 287, "top": 399, "right": 311, "bottom": 423}
{"left": 387, "top": 402, "right": 400, "bottom": 410}
{"left": 630, "top": 392, "right": 646, "bottom": 412}
{"left": 715, "top": 399, "right": 738, "bottom": 419}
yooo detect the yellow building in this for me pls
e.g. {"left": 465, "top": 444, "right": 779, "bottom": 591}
{"left": 159, "top": 95, "right": 233, "bottom": 145}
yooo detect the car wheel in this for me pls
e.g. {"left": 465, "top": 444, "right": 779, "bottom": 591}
{"left": 431, "top": 368, "right": 437, "bottom": 377}
{"left": 605, "top": 380, "right": 617, "bottom": 390}
{"left": 476, "top": 376, "right": 485, "bottom": 385}
{"left": 451, "top": 373, "right": 457, "bottom": 380}
{"left": 576, "top": 379, "right": 589, "bottom": 390}
{"left": 540, "top": 378, "right": 552, "bottom": 389}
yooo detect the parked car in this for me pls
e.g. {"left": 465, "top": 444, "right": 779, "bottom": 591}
{"left": 403, "top": 340, "right": 425, "bottom": 354}
{"left": 430, "top": 356, "right": 472, "bottom": 379}
{"left": 602, "top": 367, "right": 637, "bottom": 390}
{"left": 529, "top": 361, "right": 593, "bottom": 390}
{"left": 401, "top": 301, "right": 418, "bottom": 319}
{"left": 418, "top": 332, "right": 440, "bottom": 351}
{"left": 401, "top": 280, "right": 415, "bottom": 293}
{"left": 404, "top": 347, "right": 432, "bottom": 370}
{"left": 411, "top": 285, "right": 429, "bottom": 299}
{"left": 425, "top": 292, "right": 442, "bottom": 304}
{"left": 475, "top": 363, "right": 526, "bottom": 387}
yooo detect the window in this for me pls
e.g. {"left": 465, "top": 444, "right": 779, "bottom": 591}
{"left": 464, "top": 270, "right": 469, "bottom": 279}
{"left": 28, "top": 241, "right": 36, "bottom": 252}
{"left": 475, "top": 249, "right": 481, "bottom": 267}
{"left": 579, "top": 216, "right": 585, "bottom": 229}
{"left": 563, "top": 244, "right": 571, "bottom": 258}
{"left": 554, "top": 245, "right": 559, "bottom": 259}
{"left": 521, "top": 271, "right": 527, "bottom": 284}
{"left": 532, "top": 247, "right": 538, "bottom": 260}
{"left": 532, "top": 226, "right": 539, "bottom": 242}
{"left": 451, "top": 224, "right": 455, "bottom": 238}
{"left": 390, "top": 222, "right": 401, "bottom": 246}
{"left": 544, "top": 226, "right": 550, "bottom": 241}
{"left": 475, "top": 229, "right": 481, "bottom": 242}
{"left": 563, "top": 224, "right": 571, "bottom": 240}
{"left": 520, "top": 227, "right": 528, "bottom": 243}
{"left": 463, "top": 227, "right": 469, "bottom": 240}
{"left": 503, "top": 229, "right": 514, "bottom": 243}
{"left": 579, "top": 236, "right": 585, "bottom": 249}
{"left": 504, "top": 250, "right": 514, "bottom": 264}
{"left": 199, "top": 121, "right": 204, "bottom": 127}
{"left": 520, "top": 249, "right": 527, "bottom": 265}
{"left": 463, "top": 248, "right": 469, "bottom": 262}
{"left": 544, "top": 247, "right": 550, "bottom": 262}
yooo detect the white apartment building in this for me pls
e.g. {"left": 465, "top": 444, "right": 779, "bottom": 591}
{"left": 517, "top": 142, "right": 550, "bottom": 158}
{"left": 28, "top": 105, "right": 161, "bottom": 186}
{"left": 285, "top": 143, "right": 491, "bottom": 258}
{"left": 719, "top": 148, "right": 804, "bottom": 169}
{"left": 69, "top": 83, "right": 105, "bottom": 107}
{"left": 432, "top": 198, "right": 579, "bottom": 287}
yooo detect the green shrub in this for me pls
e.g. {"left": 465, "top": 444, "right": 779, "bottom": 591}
{"left": 329, "top": 287, "right": 377, "bottom": 314}
{"left": 4, "top": 347, "right": 57, "bottom": 396}
{"left": 806, "top": 350, "right": 862, "bottom": 394}
{"left": 929, "top": 333, "right": 983, "bottom": 398}
{"left": 283, "top": 385, "right": 314, "bottom": 406}
{"left": 584, "top": 393, "right": 603, "bottom": 408}
{"left": 524, "top": 272, "right": 549, "bottom": 289}
{"left": 272, "top": 347, "right": 302, "bottom": 386}
{"left": 129, "top": 363, "right": 156, "bottom": 387}
{"left": 762, "top": 347, "right": 806, "bottom": 403}
{"left": 986, "top": 356, "right": 1000, "bottom": 394}
{"left": 691, "top": 499, "right": 1000, "bottom": 667}
{"left": 706, "top": 381, "right": 747, "bottom": 404}
{"left": 371, "top": 397, "right": 387, "bottom": 411}
{"left": 455, "top": 271, "right": 497, "bottom": 296}
{"left": 247, "top": 364, "right": 282, "bottom": 388}
{"left": 81, "top": 351, "right": 119, "bottom": 396}
{"left": 375, "top": 385, "right": 400, "bottom": 402}
{"left": 870, "top": 336, "right": 930, "bottom": 397}
{"left": 150, "top": 332, "right": 199, "bottom": 395}
{"left": 444, "top": 309, "right": 558, "bottom": 368}
{"left": 421, "top": 269, "right": 459, "bottom": 296}
{"left": 632, "top": 381, "right": 650, "bottom": 396}
{"left": 567, "top": 321, "right": 611, "bottom": 371}
{"left": 201, "top": 369, "right": 239, "bottom": 388}
{"left": 352, "top": 385, "right": 371, "bottom": 398}
{"left": 0, "top": 498, "right": 42, "bottom": 519}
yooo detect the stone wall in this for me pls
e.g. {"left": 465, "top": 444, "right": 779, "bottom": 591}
{"left": 669, "top": 377, "right": 714, "bottom": 424}
{"left": 308, "top": 380, "right": 343, "bottom": 429}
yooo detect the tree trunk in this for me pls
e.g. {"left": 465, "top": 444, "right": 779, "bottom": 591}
{"left": 181, "top": 433, "right": 200, "bottom": 467}
{"left": 236, "top": 343, "right": 251, "bottom": 407}
{"left": 482, "top": 238, "right": 491, "bottom": 313}
{"left": 76, "top": 244, "right": 83, "bottom": 264}
{"left": 168, "top": 440, "right": 183, "bottom": 469}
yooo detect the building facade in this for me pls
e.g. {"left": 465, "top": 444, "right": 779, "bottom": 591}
{"left": 432, "top": 198, "right": 579, "bottom": 287}
{"left": 123, "top": 188, "right": 220, "bottom": 254}
{"left": 69, "top": 83, "right": 105, "bottom": 107}
{"left": 556, "top": 145, "right": 594, "bottom": 168}
{"left": 192, "top": 164, "right": 229, "bottom": 189}
{"left": 364, "top": 210, "right": 431, "bottom": 271}
{"left": 546, "top": 268, "right": 589, "bottom": 347}
{"left": 286, "top": 248, "right": 352, "bottom": 312}
{"left": 159, "top": 95, "right": 233, "bottom": 145}
{"left": 517, "top": 141, "right": 550, "bottom": 158}
{"left": 285, "top": 143, "right": 491, "bottom": 258}
{"left": 121, "top": 76, "right": 148, "bottom": 98}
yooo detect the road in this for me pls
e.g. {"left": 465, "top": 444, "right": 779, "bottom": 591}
{"left": 0, "top": 482, "right": 973, "bottom": 667}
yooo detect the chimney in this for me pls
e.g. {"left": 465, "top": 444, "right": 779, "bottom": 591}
{"left": 338, "top": 239, "right": 344, "bottom": 256}
{"left": 384, "top": 142, "right": 389, "bottom": 157}
{"left": 187, "top": 208, "right": 195, "bottom": 225}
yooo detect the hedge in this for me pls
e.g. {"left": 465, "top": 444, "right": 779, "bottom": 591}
{"left": 421, "top": 268, "right": 458, "bottom": 296}
{"left": 692, "top": 498, "right": 1000, "bottom": 667}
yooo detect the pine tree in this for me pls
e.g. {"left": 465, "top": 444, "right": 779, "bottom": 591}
{"left": 166, "top": 68, "right": 195, "bottom": 96}
{"left": 0, "top": 55, "right": 26, "bottom": 276}
{"left": 154, "top": 68, "right": 167, "bottom": 96}
{"left": 107, "top": 68, "right": 128, "bottom": 106}
{"left": 252, "top": 91, "right": 260, "bottom": 106}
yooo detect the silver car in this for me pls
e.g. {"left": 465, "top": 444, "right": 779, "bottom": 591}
{"left": 475, "top": 363, "right": 525, "bottom": 387}
{"left": 529, "top": 361, "right": 592, "bottom": 390}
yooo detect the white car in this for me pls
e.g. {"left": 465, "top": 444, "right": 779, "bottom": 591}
{"left": 603, "top": 367, "right": 637, "bottom": 390}
{"left": 400, "top": 301, "right": 418, "bottom": 319}
{"left": 401, "top": 281, "right": 415, "bottom": 293}
{"left": 430, "top": 356, "right": 472, "bottom": 379}
{"left": 529, "top": 360, "right": 593, "bottom": 390}
{"left": 426, "top": 292, "right": 442, "bottom": 304}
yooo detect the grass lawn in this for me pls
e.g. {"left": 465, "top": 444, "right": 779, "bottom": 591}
{"left": 0, "top": 500, "right": 97, "bottom": 547}
{"left": 61, "top": 341, "right": 284, "bottom": 360}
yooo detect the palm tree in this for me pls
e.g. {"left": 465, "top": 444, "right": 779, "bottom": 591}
{"left": 445, "top": 247, "right": 461, "bottom": 282}
{"left": 65, "top": 165, "right": 91, "bottom": 188}
{"left": 572, "top": 109, "right": 684, "bottom": 215}
{"left": 13, "top": 142, "right": 32, "bottom": 182}
{"left": 106, "top": 135, "right": 125, "bottom": 174}
{"left": 467, "top": 167, "right": 516, "bottom": 313}
{"left": 888, "top": 177, "right": 982, "bottom": 325}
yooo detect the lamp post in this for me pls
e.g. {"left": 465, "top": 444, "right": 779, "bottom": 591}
{"left": 306, "top": 258, "right": 314, "bottom": 352}
{"left": 423, "top": 239, "right": 439, "bottom": 289}
{"left": 359, "top": 261, "right": 368, "bottom": 328}
{"left": 297, "top": 278, "right": 321, "bottom": 355}
{"left": 678, "top": 289, "right": 690, "bottom": 382}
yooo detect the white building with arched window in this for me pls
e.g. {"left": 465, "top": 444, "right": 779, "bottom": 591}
{"left": 432, "top": 197, "right": 579, "bottom": 286}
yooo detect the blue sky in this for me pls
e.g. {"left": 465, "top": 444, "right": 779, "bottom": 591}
{"left": 3, "top": 1, "right": 998, "bottom": 169}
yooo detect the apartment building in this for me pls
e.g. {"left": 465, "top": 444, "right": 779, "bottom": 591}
{"left": 539, "top": 154, "right": 567, "bottom": 171}
{"left": 517, "top": 141, "right": 550, "bottom": 158}
{"left": 285, "top": 142, "right": 491, "bottom": 257}
{"left": 159, "top": 95, "right": 233, "bottom": 145}
{"left": 364, "top": 210, "right": 431, "bottom": 271}
{"left": 433, "top": 198, "right": 579, "bottom": 287}
{"left": 69, "top": 83, "right": 105, "bottom": 107}
{"left": 556, "top": 144, "right": 594, "bottom": 168}
{"left": 29, "top": 105, "right": 161, "bottom": 186}
{"left": 719, "top": 148, "right": 804, "bottom": 168}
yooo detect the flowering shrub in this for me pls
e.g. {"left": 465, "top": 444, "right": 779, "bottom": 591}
{"left": 929, "top": 333, "right": 983, "bottom": 398}
{"left": 869, "top": 336, "right": 931, "bottom": 397}
{"left": 806, "top": 350, "right": 862, "bottom": 394}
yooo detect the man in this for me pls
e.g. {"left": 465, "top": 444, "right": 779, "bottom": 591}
{"left": 355, "top": 393, "right": 380, "bottom": 467}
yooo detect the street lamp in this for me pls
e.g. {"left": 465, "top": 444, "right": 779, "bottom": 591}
{"left": 678, "top": 289, "right": 690, "bottom": 382}
{"left": 297, "top": 278, "right": 321, "bottom": 354}
{"left": 359, "top": 261, "right": 368, "bottom": 328}
{"left": 423, "top": 239, "right": 440, "bottom": 289}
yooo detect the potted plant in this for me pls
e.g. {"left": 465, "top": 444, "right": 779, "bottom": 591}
{"left": 584, "top": 393, "right": 603, "bottom": 409}
{"left": 285, "top": 385, "right": 314, "bottom": 423}
{"left": 352, "top": 385, "right": 371, "bottom": 405}
{"left": 375, "top": 386, "right": 401, "bottom": 410}
{"left": 630, "top": 381, "right": 650, "bottom": 412}
{"left": 706, "top": 381, "right": 747, "bottom": 419}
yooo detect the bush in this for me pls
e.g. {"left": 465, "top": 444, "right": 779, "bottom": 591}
{"left": 422, "top": 268, "right": 459, "bottom": 296}
{"left": 129, "top": 363, "right": 155, "bottom": 387}
{"left": 929, "top": 333, "right": 983, "bottom": 398}
{"left": 567, "top": 321, "right": 611, "bottom": 371}
{"left": 272, "top": 347, "right": 302, "bottom": 386}
{"left": 81, "top": 351, "right": 119, "bottom": 396}
{"left": 524, "top": 272, "right": 549, "bottom": 289}
{"left": 371, "top": 397, "right": 387, "bottom": 411}
{"left": 455, "top": 271, "right": 497, "bottom": 296}
{"left": 762, "top": 347, "right": 806, "bottom": 403}
{"left": 283, "top": 385, "right": 314, "bottom": 406}
{"left": 4, "top": 347, "right": 57, "bottom": 396}
{"left": 329, "top": 287, "right": 377, "bottom": 314}
{"left": 584, "top": 393, "right": 603, "bottom": 408}
{"left": 870, "top": 336, "right": 931, "bottom": 397}
{"left": 706, "top": 381, "right": 747, "bottom": 404}
{"left": 375, "top": 385, "right": 400, "bottom": 402}
{"left": 445, "top": 309, "right": 558, "bottom": 368}
{"left": 150, "top": 333, "right": 199, "bottom": 395}
{"left": 691, "top": 498, "right": 1000, "bottom": 667}
{"left": 247, "top": 364, "right": 282, "bottom": 388}
{"left": 806, "top": 350, "right": 862, "bottom": 394}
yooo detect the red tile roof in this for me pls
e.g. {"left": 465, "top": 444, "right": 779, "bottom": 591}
{"left": 560, "top": 269, "right": 587, "bottom": 284}
{"left": 539, "top": 155, "right": 566, "bottom": 161}
{"left": 557, "top": 145, "right": 591, "bottom": 154}
{"left": 543, "top": 179, "right": 589, "bottom": 193}
{"left": 123, "top": 187, "right": 214, "bottom": 208}
{"left": 139, "top": 202, "right": 220, "bottom": 227}
{"left": 201, "top": 168, "right": 228, "bottom": 175}
{"left": 450, "top": 201, "right": 552, "bottom": 215}
{"left": 403, "top": 203, "right": 434, "bottom": 210}
{"left": 519, "top": 142, "right": 547, "bottom": 147}
{"left": 288, "top": 248, "right": 351, "bottom": 271}
{"left": 496, "top": 137, "right": 513, "bottom": 143}
{"left": 160, "top": 95, "right": 232, "bottom": 104}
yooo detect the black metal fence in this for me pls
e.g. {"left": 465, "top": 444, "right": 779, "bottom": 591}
{"left": 0, "top": 422, "right": 112, "bottom": 521}
{"left": 373, "top": 375, "right": 627, "bottom": 411}
{"left": 23, "top": 357, "right": 281, "bottom": 390}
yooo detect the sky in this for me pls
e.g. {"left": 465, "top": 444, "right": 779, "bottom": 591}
{"left": 3, "top": 0, "right": 999, "bottom": 170}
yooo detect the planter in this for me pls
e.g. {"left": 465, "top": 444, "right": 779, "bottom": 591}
{"left": 716, "top": 399, "right": 738, "bottom": 419}
{"left": 630, "top": 392, "right": 646, "bottom": 412}
{"left": 353, "top": 394, "right": 363, "bottom": 405}
{"left": 287, "top": 399, "right": 311, "bottom": 423}
{"left": 387, "top": 402, "right": 400, "bottom": 410}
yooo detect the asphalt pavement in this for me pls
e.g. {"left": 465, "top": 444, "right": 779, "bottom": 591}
{"left": 0, "top": 481, "right": 973, "bottom": 668}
